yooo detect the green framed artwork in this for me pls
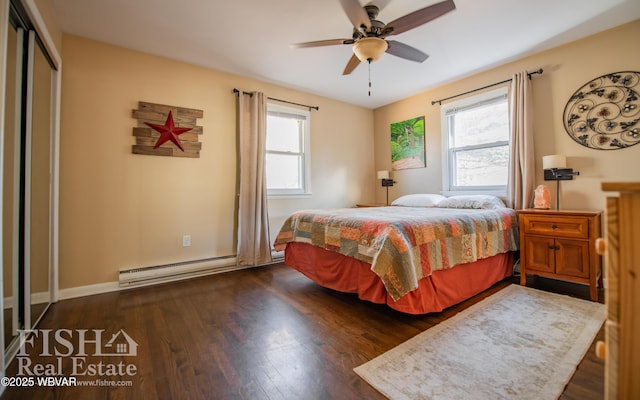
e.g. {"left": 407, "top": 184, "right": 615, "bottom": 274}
{"left": 390, "top": 116, "right": 425, "bottom": 170}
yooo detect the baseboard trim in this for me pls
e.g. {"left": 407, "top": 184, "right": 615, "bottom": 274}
{"left": 58, "top": 281, "right": 121, "bottom": 300}
{"left": 57, "top": 262, "right": 277, "bottom": 301}
{"left": 3, "top": 291, "right": 51, "bottom": 309}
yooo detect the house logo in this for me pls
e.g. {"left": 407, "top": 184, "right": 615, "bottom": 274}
{"left": 16, "top": 328, "right": 140, "bottom": 378}
{"left": 103, "top": 329, "right": 138, "bottom": 356}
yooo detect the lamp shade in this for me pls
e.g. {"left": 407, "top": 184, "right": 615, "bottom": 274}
{"left": 377, "top": 170, "right": 389, "bottom": 180}
{"left": 542, "top": 155, "right": 567, "bottom": 169}
{"left": 353, "top": 37, "right": 388, "bottom": 62}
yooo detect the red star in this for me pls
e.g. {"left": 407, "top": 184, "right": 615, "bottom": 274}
{"left": 145, "top": 111, "right": 192, "bottom": 152}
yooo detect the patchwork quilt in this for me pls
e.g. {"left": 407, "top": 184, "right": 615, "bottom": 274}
{"left": 274, "top": 206, "right": 519, "bottom": 301}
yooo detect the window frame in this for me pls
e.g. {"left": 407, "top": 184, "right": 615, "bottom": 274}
{"left": 440, "top": 87, "right": 510, "bottom": 197}
{"left": 265, "top": 103, "right": 311, "bottom": 198}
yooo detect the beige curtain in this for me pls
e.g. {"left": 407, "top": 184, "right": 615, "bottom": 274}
{"left": 236, "top": 91, "right": 272, "bottom": 266}
{"left": 507, "top": 72, "right": 535, "bottom": 210}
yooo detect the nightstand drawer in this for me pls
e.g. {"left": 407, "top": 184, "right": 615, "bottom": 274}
{"left": 522, "top": 215, "right": 589, "bottom": 239}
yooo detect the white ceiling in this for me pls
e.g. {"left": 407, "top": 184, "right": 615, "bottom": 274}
{"left": 51, "top": 0, "right": 640, "bottom": 109}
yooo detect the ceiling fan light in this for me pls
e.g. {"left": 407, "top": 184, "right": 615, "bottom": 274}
{"left": 352, "top": 37, "right": 388, "bottom": 62}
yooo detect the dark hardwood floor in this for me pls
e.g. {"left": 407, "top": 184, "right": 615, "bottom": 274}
{"left": 1, "top": 264, "right": 604, "bottom": 400}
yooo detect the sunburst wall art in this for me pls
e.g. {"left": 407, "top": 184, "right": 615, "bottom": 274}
{"left": 563, "top": 71, "right": 640, "bottom": 150}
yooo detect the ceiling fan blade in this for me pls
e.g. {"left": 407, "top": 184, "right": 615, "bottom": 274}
{"left": 342, "top": 54, "right": 361, "bottom": 75}
{"left": 385, "top": 0, "right": 456, "bottom": 36}
{"left": 339, "top": 0, "right": 371, "bottom": 30}
{"left": 290, "top": 39, "right": 354, "bottom": 48}
{"left": 386, "top": 40, "right": 429, "bottom": 62}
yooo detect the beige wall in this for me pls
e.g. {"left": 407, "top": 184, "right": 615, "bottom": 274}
{"left": 59, "top": 35, "right": 374, "bottom": 289}
{"left": 374, "top": 20, "right": 640, "bottom": 209}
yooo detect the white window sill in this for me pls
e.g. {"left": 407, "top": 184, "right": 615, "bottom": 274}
{"left": 267, "top": 193, "right": 312, "bottom": 200}
{"left": 442, "top": 190, "right": 507, "bottom": 199}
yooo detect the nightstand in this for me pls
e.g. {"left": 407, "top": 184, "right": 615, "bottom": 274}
{"left": 517, "top": 209, "right": 602, "bottom": 301}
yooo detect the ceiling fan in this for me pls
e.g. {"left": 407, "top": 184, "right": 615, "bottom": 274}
{"left": 291, "top": 0, "right": 456, "bottom": 75}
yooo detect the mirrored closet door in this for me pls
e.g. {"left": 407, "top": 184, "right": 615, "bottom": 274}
{"left": 2, "top": 10, "right": 21, "bottom": 358}
{"left": 2, "top": 0, "right": 56, "bottom": 363}
{"left": 27, "top": 26, "right": 53, "bottom": 331}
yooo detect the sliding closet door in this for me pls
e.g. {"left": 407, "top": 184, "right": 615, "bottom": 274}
{"left": 1, "top": 2, "right": 56, "bottom": 359}
{"left": 26, "top": 30, "right": 52, "bottom": 329}
{"left": 2, "top": 19, "right": 21, "bottom": 355}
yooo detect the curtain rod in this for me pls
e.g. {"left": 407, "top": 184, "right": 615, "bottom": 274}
{"left": 431, "top": 69, "right": 543, "bottom": 106}
{"left": 233, "top": 88, "right": 319, "bottom": 111}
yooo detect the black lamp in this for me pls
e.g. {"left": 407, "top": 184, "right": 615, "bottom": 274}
{"left": 377, "top": 170, "right": 395, "bottom": 205}
{"left": 542, "top": 155, "right": 579, "bottom": 210}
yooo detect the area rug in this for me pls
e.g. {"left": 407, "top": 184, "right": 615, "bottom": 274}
{"left": 354, "top": 284, "right": 605, "bottom": 400}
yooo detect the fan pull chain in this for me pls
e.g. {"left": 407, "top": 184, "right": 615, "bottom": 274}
{"left": 368, "top": 59, "right": 372, "bottom": 96}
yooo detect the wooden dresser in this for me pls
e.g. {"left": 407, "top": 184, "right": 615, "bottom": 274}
{"left": 598, "top": 182, "right": 640, "bottom": 400}
{"left": 517, "top": 209, "right": 602, "bottom": 301}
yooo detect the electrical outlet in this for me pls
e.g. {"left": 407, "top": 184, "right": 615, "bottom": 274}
{"left": 182, "top": 235, "right": 191, "bottom": 247}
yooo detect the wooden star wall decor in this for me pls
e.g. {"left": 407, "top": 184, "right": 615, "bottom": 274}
{"left": 132, "top": 102, "right": 203, "bottom": 158}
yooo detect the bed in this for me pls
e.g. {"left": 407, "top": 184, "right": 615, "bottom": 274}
{"left": 273, "top": 194, "right": 519, "bottom": 314}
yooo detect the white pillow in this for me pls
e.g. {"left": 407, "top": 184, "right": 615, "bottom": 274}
{"left": 437, "top": 195, "right": 506, "bottom": 209}
{"left": 391, "top": 194, "right": 446, "bottom": 207}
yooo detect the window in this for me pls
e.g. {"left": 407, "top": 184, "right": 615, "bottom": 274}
{"left": 441, "top": 88, "right": 510, "bottom": 196}
{"left": 266, "top": 103, "right": 311, "bottom": 197}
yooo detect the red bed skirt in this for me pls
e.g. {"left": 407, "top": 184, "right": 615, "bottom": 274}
{"left": 284, "top": 242, "right": 514, "bottom": 314}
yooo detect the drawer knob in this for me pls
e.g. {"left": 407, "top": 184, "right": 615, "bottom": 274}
{"left": 551, "top": 224, "right": 558, "bottom": 229}
{"left": 595, "top": 238, "right": 606, "bottom": 255}
{"left": 596, "top": 340, "right": 606, "bottom": 359}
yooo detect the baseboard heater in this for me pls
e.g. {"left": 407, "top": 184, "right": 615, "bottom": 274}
{"left": 119, "top": 255, "right": 242, "bottom": 288}
{"left": 119, "top": 252, "right": 284, "bottom": 288}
